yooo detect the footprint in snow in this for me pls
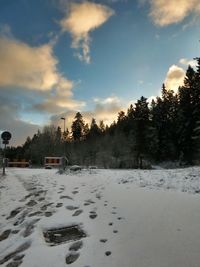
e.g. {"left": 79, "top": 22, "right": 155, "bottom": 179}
{"left": 0, "top": 229, "right": 11, "bottom": 241}
{"left": 26, "top": 200, "right": 37, "bottom": 207}
{"left": 45, "top": 212, "right": 53, "bottom": 217}
{"left": 56, "top": 203, "right": 63, "bottom": 208}
{"left": 13, "top": 211, "right": 29, "bottom": 226}
{"left": 0, "top": 241, "right": 31, "bottom": 265}
{"left": 72, "top": 191, "right": 79, "bottom": 195}
{"left": 38, "top": 197, "right": 45, "bottom": 202}
{"left": 60, "top": 195, "right": 73, "bottom": 200}
{"left": 65, "top": 252, "right": 80, "bottom": 265}
{"left": 72, "top": 210, "right": 83, "bottom": 217}
{"left": 89, "top": 211, "right": 97, "bottom": 219}
{"left": 105, "top": 251, "right": 112, "bottom": 256}
{"left": 28, "top": 211, "right": 43, "bottom": 217}
{"left": 69, "top": 240, "right": 83, "bottom": 251}
{"left": 66, "top": 205, "right": 79, "bottom": 211}
{"left": 40, "top": 203, "right": 53, "bottom": 211}
{"left": 12, "top": 230, "right": 20, "bottom": 234}
{"left": 22, "top": 218, "right": 40, "bottom": 237}
{"left": 99, "top": 239, "right": 107, "bottom": 243}
{"left": 59, "top": 186, "right": 65, "bottom": 190}
{"left": 95, "top": 193, "right": 101, "bottom": 200}
{"left": 6, "top": 254, "right": 25, "bottom": 267}
{"left": 6, "top": 207, "right": 23, "bottom": 219}
{"left": 84, "top": 199, "right": 95, "bottom": 206}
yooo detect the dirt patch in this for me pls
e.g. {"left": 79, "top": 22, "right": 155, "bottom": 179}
{"left": 43, "top": 225, "right": 86, "bottom": 246}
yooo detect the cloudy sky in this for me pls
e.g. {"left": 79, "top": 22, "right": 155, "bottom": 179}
{"left": 0, "top": 0, "right": 199, "bottom": 146}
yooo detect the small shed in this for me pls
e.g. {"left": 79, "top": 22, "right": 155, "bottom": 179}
{"left": 44, "top": 157, "right": 68, "bottom": 169}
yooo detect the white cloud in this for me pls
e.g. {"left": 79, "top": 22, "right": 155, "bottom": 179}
{"left": 94, "top": 96, "right": 122, "bottom": 123}
{"left": 147, "top": 95, "right": 157, "bottom": 104}
{"left": 34, "top": 97, "right": 85, "bottom": 114}
{"left": 60, "top": 1, "right": 114, "bottom": 63}
{"left": 51, "top": 95, "right": 124, "bottom": 131}
{"left": 0, "top": 37, "right": 58, "bottom": 90}
{"left": 0, "top": 35, "right": 85, "bottom": 113}
{"left": 164, "top": 64, "right": 185, "bottom": 92}
{"left": 148, "top": 0, "right": 200, "bottom": 26}
{"left": 179, "top": 58, "right": 196, "bottom": 67}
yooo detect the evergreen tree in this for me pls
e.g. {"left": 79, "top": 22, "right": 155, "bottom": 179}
{"left": 99, "top": 120, "right": 105, "bottom": 133}
{"left": 151, "top": 85, "right": 178, "bottom": 161}
{"left": 83, "top": 123, "right": 89, "bottom": 139}
{"left": 88, "top": 118, "right": 101, "bottom": 139}
{"left": 132, "top": 96, "right": 150, "bottom": 168}
{"left": 178, "top": 66, "right": 196, "bottom": 164}
{"left": 192, "top": 58, "right": 200, "bottom": 160}
{"left": 71, "top": 112, "right": 85, "bottom": 141}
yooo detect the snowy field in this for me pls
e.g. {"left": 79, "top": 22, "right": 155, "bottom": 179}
{"left": 1, "top": 167, "right": 200, "bottom": 267}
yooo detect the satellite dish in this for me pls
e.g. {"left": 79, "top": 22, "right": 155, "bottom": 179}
{"left": 1, "top": 131, "right": 12, "bottom": 141}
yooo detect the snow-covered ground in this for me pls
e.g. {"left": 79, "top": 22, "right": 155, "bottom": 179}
{"left": 0, "top": 167, "right": 200, "bottom": 267}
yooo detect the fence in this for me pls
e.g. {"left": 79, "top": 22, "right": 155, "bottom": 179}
{"left": 8, "top": 159, "right": 30, "bottom": 168}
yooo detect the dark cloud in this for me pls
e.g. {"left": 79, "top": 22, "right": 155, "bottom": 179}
{"left": 0, "top": 92, "right": 40, "bottom": 146}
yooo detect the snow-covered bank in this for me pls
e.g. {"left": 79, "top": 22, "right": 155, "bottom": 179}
{"left": 0, "top": 167, "right": 200, "bottom": 267}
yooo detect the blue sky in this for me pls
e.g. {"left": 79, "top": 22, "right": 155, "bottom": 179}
{"left": 0, "top": 0, "right": 199, "bottom": 146}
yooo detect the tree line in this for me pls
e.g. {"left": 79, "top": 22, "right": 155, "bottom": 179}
{"left": 4, "top": 58, "right": 200, "bottom": 168}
